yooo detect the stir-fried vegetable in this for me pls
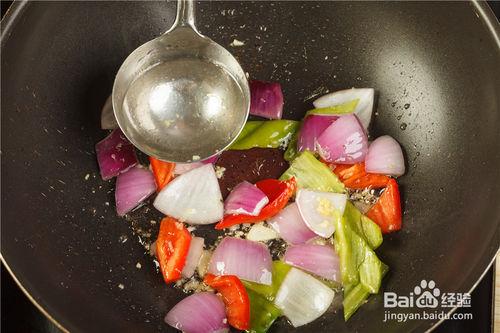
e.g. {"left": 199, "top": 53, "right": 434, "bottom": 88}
{"left": 95, "top": 83, "right": 406, "bottom": 332}
{"left": 283, "top": 129, "right": 299, "bottom": 161}
{"left": 246, "top": 289, "right": 282, "bottom": 333}
{"left": 115, "top": 166, "right": 156, "bottom": 216}
{"left": 343, "top": 202, "right": 383, "bottom": 250}
{"left": 296, "top": 189, "right": 347, "bottom": 238}
{"left": 154, "top": 164, "right": 224, "bottom": 224}
{"left": 208, "top": 237, "right": 273, "bottom": 285}
{"left": 343, "top": 263, "right": 389, "bottom": 321}
{"left": 280, "top": 151, "right": 345, "bottom": 193}
{"left": 181, "top": 237, "right": 205, "bottom": 278}
{"left": 306, "top": 99, "right": 359, "bottom": 117}
{"left": 313, "top": 88, "right": 375, "bottom": 129}
{"left": 95, "top": 129, "right": 138, "bottom": 180}
{"left": 297, "top": 115, "right": 338, "bottom": 152}
{"left": 164, "top": 292, "right": 229, "bottom": 333}
{"left": 156, "top": 217, "right": 191, "bottom": 284}
{"left": 268, "top": 203, "right": 317, "bottom": 244}
{"left": 149, "top": 157, "right": 175, "bottom": 191}
{"left": 333, "top": 203, "right": 387, "bottom": 320}
{"left": 274, "top": 268, "right": 335, "bottom": 327}
{"left": 366, "top": 179, "right": 402, "bottom": 233}
{"left": 334, "top": 213, "right": 385, "bottom": 292}
{"left": 284, "top": 244, "right": 341, "bottom": 281}
{"left": 331, "top": 162, "right": 390, "bottom": 189}
{"left": 365, "top": 135, "right": 406, "bottom": 177}
{"left": 230, "top": 120, "right": 299, "bottom": 150}
{"left": 225, "top": 181, "right": 269, "bottom": 216}
{"left": 216, "top": 178, "right": 296, "bottom": 229}
{"left": 316, "top": 114, "right": 368, "bottom": 164}
{"left": 249, "top": 80, "right": 284, "bottom": 119}
{"left": 242, "top": 261, "right": 291, "bottom": 302}
{"left": 204, "top": 274, "right": 250, "bottom": 330}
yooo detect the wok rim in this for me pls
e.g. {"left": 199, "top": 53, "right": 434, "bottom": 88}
{"left": 1, "top": 1, "right": 499, "bottom": 332}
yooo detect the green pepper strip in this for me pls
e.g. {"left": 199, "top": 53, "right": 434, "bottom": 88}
{"left": 242, "top": 261, "right": 291, "bottom": 302}
{"left": 334, "top": 202, "right": 388, "bottom": 321}
{"left": 283, "top": 129, "right": 299, "bottom": 161}
{"left": 230, "top": 120, "right": 299, "bottom": 150}
{"left": 343, "top": 263, "right": 389, "bottom": 321}
{"left": 343, "top": 202, "right": 383, "bottom": 250}
{"left": 245, "top": 289, "right": 282, "bottom": 333}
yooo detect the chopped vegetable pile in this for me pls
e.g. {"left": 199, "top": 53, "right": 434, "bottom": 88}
{"left": 96, "top": 81, "right": 405, "bottom": 332}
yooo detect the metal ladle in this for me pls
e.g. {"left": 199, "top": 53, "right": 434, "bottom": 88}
{"left": 112, "top": 0, "right": 250, "bottom": 162}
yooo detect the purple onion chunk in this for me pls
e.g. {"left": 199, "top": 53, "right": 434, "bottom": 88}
{"left": 284, "top": 243, "right": 341, "bottom": 281}
{"left": 95, "top": 129, "right": 138, "bottom": 180}
{"left": 249, "top": 80, "right": 284, "bottom": 120}
{"left": 115, "top": 166, "right": 156, "bottom": 216}
{"left": 297, "top": 115, "right": 338, "bottom": 152}
{"left": 316, "top": 114, "right": 368, "bottom": 164}
{"left": 165, "top": 292, "right": 229, "bottom": 333}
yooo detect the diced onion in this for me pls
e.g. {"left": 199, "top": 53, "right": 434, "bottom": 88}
{"left": 115, "top": 166, "right": 156, "bottom": 216}
{"left": 165, "top": 292, "right": 229, "bottom": 333}
{"left": 181, "top": 237, "right": 205, "bottom": 278}
{"left": 365, "top": 135, "right": 405, "bottom": 177}
{"left": 297, "top": 115, "right": 337, "bottom": 152}
{"left": 95, "top": 129, "right": 138, "bottom": 180}
{"left": 154, "top": 164, "right": 223, "bottom": 224}
{"left": 284, "top": 244, "right": 340, "bottom": 281}
{"left": 316, "top": 114, "right": 368, "bottom": 164}
{"left": 296, "top": 189, "right": 347, "bottom": 238}
{"left": 249, "top": 80, "right": 284, "bottom": 119}
{"left": 313, "top": 88, "right": 374, "bottom": 130}
{"left": 208, "top": 237, "right": 273, "bottom": 285}
{"left": 268, "top": 203, "right": 317, "bottom": 244}
{"left": 274, "top": 267, "right": 335, "bottom": 327}
{"left": 225, "top": 181, "right": 269, "bottom": 216}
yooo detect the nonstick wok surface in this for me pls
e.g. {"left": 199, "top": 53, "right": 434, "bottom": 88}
{"left": 1, "top": 1, "right": 499, "bottom": 332}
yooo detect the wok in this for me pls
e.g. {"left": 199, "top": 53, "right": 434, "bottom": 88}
{"left": 1, "top": 1, "right": 499, "bottom": 332}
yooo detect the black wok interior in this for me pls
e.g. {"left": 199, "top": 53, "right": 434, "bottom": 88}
{"left": 1, "top": 1, "right": 499, "bottom": 332}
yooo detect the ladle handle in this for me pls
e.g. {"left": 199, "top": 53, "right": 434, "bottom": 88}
{"left": 173, "top": 0, "right": 196, "bottom": 30}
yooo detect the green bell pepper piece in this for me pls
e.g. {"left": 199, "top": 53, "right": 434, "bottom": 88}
{"left": 236, "top": 121, "right": 264, "bottom": 141}
{"left": 343, "top": 283, "right": 370, "bottom": 321}
{"left": 230, "top": 120, "right": 299, "bottom": 150}
{"left": 305, "top": 99, "right": 359, "bottom": 117}
{"left": 343, "top": 202, "right": 383, "bottom": 250}
{"left": 343, "top": 263, "right": 389, "bottom": 321}
{"left": 245, "top": 289, "right": 282, "bottom": 333}
{"left": 280, "top": 151, "right": 345, "bottom": 193}
{"left": 283, "top": 129, "right": 299, "bottom": 161}
{"left": 334, "top": 214, "right": 385, "bottom": 294}
{"left": 242, "top": 261, "right": 291, "bottom": 302}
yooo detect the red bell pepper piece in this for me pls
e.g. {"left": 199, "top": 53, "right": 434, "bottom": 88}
{"left": 204, "top": 273, "right": 250, "bottom": 330}
{"left": 331, "top": 162, "right": 390, "bottom": 189}
{"left": 215, "top": 178, "right": 297, "bottom": 230}
{"left": 366, "top": 178, "right": 402, "bottom": 233}
{"left": 156, "top": 217, "right": 191, "bottom": 284}
{"left": 149, "top": 157, "right": 175, "bottom": 191}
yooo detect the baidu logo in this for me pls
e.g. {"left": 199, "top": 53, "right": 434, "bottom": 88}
{"left": 384, "top": 279, "right": 471, "bottom": 309}
{"left": 414, "top": 279, "right": 440, "bottom": 308}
